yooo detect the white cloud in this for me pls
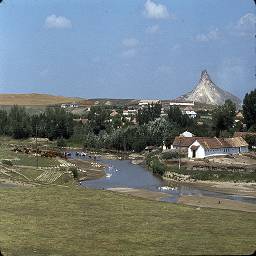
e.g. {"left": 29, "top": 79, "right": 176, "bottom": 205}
{"left": 146, "top": 24, "right": 160, "bottom": 34}
{"left": 234, "top": 13, "right": 256, "bottom": 36}
{"left": 122, "top": 38, "right": 139, "bottom": 48}
{"left": 121, "top": 49, "right": 137, "bottom": 58}
{"left": 143, "top": 0, "right": 170, "bottom": 19}
{"left": 195, "top": 28, "right": 219, "bottom": 42}
{"left": 45, "top": 14, "right": 72, "bottom": 29}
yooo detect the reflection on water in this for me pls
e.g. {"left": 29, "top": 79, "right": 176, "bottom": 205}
{"left": 69, "top": 152, "right": 256, "bottom": 204}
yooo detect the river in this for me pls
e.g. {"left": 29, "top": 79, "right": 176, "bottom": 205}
{"left": 70, "top": 153, "right": 256, "bottom": 204}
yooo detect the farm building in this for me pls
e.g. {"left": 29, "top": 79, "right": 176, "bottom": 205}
{"left": 188, "top": 137, "right": 248, "bottom": 159}
{"left": 171, "top": 136, "right": 200, "bottom": 151}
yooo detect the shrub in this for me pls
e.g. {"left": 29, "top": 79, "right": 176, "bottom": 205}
{"left": 69, "top": 166, "right": 79, "bottom": 179}
{"left": 161, "top": 150, "right": 179, "bottom": 160}
{"left": 2, "top": 160, "right": 13, "bottom": 166}
{"left": 57, "top": 137, "right": 67, "bottom": 148}
{"left": 151, "top": 157, "right": 166, "bottom": 176}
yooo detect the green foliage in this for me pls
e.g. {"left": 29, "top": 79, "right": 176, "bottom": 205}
{"left": 87, "top": 105, "right": 111, "bottom": 134}
{"left": 167, "top": 106, "right": 193, "bottom": 128}
{"left": 0, "top": 109, "right": 8, "bottom": 135}
{"left": 150, "top": 157, "right": 166, "bottom": 176}
{"left": 57, "top": 137, "right": 67, "bottom": 148}
{"left": 161, "top": 151, "right": 179, "bottom": 160}
{"left": 243, "top": 89, "right": 256, "bottom": 130}
{"left": 170, "top": 166, "right": 256, "bottom": 182}
{"left": 69, "top": 166, "right": 79, "bottom": 179}
{"left": 2, "top": 159, "right": 13, "bottom": 166}
{"left": 212, "top": 100, "right": 236, "bottom": 137}
{"left": 146, "top": 153, "right": 166, "bottom": 176}
{"left": 9, "top": 105, "right": 32, "bottom": 139}
{"left": 245, "top": 135, "right": 256, "bottom": 149}
{"left": 137, "top": 103, "right": 162, "bottom": 125}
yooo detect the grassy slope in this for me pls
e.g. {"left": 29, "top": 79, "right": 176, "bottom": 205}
{"left": 0, "top": 93, "right": 81, "bottom": 106}
{"left": 0, "top": 186, "right": 255, "bottom": 256}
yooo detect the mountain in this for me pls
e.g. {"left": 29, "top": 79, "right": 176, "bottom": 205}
{"left": 176, "top": 70, "right": 241, "bottom": 107}
{"left": 0, "top": 93, "right": 82, "bottom": 106}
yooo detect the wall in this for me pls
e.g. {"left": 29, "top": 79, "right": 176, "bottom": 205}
{"left": 240, "top": 146, "right": 249, "bottom": 153}
{"left": 188, "top": 141, "right": 205, "bottom": 158}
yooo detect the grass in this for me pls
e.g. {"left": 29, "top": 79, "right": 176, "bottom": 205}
{"left": 0, "top": 186, "right": 255, "bottom": 256}
{"left": 13, "top": 153, "right": 59, "bottom": 168}
{"left": 167, "top": 165, "right": 256, "bottom": 182}
{"left": 0, "top": 138, "right": 59, "bottom": 168}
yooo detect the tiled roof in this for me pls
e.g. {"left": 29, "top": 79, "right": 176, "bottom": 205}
{"left": 174, "top": 136, "right": 249, "bottom": 149}
{"left": 196, "top": 137, "right": 248, "bottom": 149}
{"left": 173, "top": 136, "right": 199, "bottom": 147}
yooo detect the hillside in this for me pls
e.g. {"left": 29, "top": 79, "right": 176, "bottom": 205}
{"left": 0, "top": 93, "right": 82, "bottom": 106}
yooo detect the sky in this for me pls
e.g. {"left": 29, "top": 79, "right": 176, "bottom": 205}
{"left": 0, "top": 0, "right": 255, "bottom": 100}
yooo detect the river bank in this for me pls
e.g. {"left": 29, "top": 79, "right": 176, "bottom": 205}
{"left": 178, "top": 195, "right": 256, "bottom": 212}
{"left": 66, "top": 148, "right": 256, "bottom": 199}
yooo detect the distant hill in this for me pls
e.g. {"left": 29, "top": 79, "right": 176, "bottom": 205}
{"left": 176, "top": 70, "right": 242, "bottom": 107}
{"left": 85, "top": 98, "right": 139, "bottom": 106}
{"left": 0, "top": 93, "right": 82, "bottom": 106}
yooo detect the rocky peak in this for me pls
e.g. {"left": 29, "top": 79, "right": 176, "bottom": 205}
{"left": 176, "top": 70, "right": 242, "bottom": 107}
{"left": 200, "top": 70, "right": 211, "bottom": 82}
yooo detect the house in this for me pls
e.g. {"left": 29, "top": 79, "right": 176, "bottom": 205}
{"left": 123, "top": 109, "right": 138, "bottom": 116}
{"left": 61, "top": 102, "right": 80, "bottom": 108}
{"left": 169, "top": 101, "right": 194, "bottom": 107}
{"left": 110, "top": 110, "right": 119, "bottom": 117}
{"left": 138, "top": 100, "right": 160, "bottom": 108}
{"left": 184, "top": 110, "right": 197, "bottom": 118}
{"left": 171, "top": 136, "right": 199, "bottom": 151}
{"left": 188, "top": 137, "right": 248, "bottom": 159}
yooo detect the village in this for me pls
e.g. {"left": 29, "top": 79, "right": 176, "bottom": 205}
{"left": 0, "top": 0, "right": 256, "bottom": 255}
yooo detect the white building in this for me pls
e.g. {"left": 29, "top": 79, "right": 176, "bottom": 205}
{"left": 184, "top": 110, "right": 197, "bottom": 118}
{"left": 123, "top": 109, "right": 138, "bottom": 116}
{"left": 188, "top": 137, "right": 249, "bottom": 159}
{"left": 139, "top": 100, "right": 160, "bottom": 108}
{"left": 61, "top": 103, "right": 79, "bottom": 108}
{"left": 169, "top": 101, "right": 194, "bottom": 107}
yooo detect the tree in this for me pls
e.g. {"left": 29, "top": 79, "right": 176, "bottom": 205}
{"left": 8, "top": 105, "right": 31, "bottom": 139}
{"left": 243, "top": 89, "right": 256, "bottom": 130}
{"left": 137, "top": 103, "right": 162, "bottom": 125}
{"left": 212, "top": 100, "right": 236, "bottom": 137}
{"left": 87, "top": 106, "right": 111, "bottom": 134}
{"left": 0, "top": 110, "right": 8, "bottom": 135}
{"left": 167, "top": 106, "right": 192, "bottom": 128}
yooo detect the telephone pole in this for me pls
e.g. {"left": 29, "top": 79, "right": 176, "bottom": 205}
{"left": 35, "top": 124, "right": 39, "bottom": 169}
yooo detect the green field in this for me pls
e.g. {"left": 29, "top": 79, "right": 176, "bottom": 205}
{"left": 0, "top": 185, "right": 255, "bottom": 256}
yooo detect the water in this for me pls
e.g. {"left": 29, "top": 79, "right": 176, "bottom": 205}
{"left": 69, "top": 152, "right": 256, "bottom": 204}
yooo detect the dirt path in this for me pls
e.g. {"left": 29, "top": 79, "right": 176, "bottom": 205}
{"left": 178, "top": 195, "right": 256, "bottom": 212}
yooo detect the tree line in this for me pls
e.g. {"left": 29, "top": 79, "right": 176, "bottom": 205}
{"left": 0, "top": 89, "right": 255, "bottom": 152}
{"left": 0, "top": 106, "right": 74, "bottom": 140}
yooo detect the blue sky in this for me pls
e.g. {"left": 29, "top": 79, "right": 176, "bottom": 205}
{"left": 0, "top": 0, "right": 255, "bottom": 100}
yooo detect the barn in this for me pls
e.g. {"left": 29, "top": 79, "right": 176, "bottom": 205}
{"left": 188, "top": 137, "right": 249, "bottom": 159}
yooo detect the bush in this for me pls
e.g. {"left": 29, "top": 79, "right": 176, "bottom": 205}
{"left": 2, "top": 160, "right": 13, "bottom": 166}
{"left": 69, "top": 166, "right": 79, "bottom": 179}
{"left": 161, "top": 150, "right": 179, "bottom": 160}
{"left": 57, "top": 137, "right": 67, "bottom": 148}
{"left": 151, "top": 157, "right": 166, "bottom": 176}
{"left": 146, "top": 153, "right": 166, "bottom": 175}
